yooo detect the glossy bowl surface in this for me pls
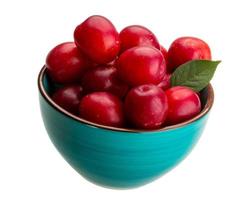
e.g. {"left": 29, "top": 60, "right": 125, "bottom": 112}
{"left": 38, "top": 66, "right": 214, "bottom": 188}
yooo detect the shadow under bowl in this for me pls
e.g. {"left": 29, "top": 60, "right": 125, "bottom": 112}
{"left": 38, "top": 66, "right": 214, "bottom": 189}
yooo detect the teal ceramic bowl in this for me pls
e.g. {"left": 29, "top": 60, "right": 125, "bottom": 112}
{"left": 38, "top": 66, "right": 214, "bottom": 189}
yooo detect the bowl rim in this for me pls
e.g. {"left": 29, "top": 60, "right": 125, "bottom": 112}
{"left": 38, "top": 66, "right": 214, "bottom": 133}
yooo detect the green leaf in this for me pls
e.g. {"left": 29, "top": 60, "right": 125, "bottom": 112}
{"left": 170, "top": 60, "right": 220, "bottom": 92}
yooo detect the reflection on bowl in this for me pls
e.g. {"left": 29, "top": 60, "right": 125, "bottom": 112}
{"left": 38, "top": 66, "right": 214, "bottom": 189}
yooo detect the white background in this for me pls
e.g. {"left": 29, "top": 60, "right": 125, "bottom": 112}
{"left": 0, "top": 0, "right": 249, "bottom": 199}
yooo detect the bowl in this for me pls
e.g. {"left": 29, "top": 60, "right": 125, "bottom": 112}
{"left": 38, "top": 66, "right": 214, "bottom": 189}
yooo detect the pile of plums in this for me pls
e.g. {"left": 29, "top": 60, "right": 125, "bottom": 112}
{"left": 46, "top": 15, "right": 211, "bottom": 129}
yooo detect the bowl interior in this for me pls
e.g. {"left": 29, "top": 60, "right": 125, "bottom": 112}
{"left": 39, "top": 66, "right": 214, "bottom": 133}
